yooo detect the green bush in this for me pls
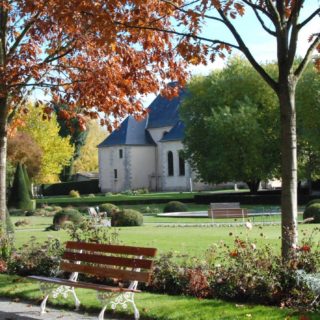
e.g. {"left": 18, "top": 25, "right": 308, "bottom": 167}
{"left": 41, "top": 179, "right": 100, "bottom": 196}
{"left": 8, "top": 163, "right": 33, "bottom": 210}
{"left": 69, "top": 190, "right": 80, "bottom": 198}
{"left": 303, "top": 203, "right": 320, "bottom": 223}
{"left": 99, "top": 203, "right": 119, "bottom": 214}
{"left": 305, "top": 199, "right": 320, "bottom": 209}
{"left": 140, "top": 206, "right": 161, "bottom": 214}
{"left": 111, "top": 209, "right": 143, "bottom": 226}
{"left": 163, "top": 201, "right": 188, "bottom": 213}
{"left": 8, "top": 209, "right": 26, "bottom": 216}
{"left": 52, "top": 208, "right": 83, "bottom": 230}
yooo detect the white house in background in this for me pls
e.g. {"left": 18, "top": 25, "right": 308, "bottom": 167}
{"left": 98, "top": 84, "right": 211, "bottom": 192}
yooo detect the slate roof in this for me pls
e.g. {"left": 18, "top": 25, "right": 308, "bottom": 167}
{"left": 98, "top": 83, "right": 186, "bottom": 148}
{"left": 160, "top": 120, "right": 185, "bottom": 142}
{"left": 146, "top": 86, "right": 187, "bottom": 129}
{"left": 97, "top": 116, "right": 156, "bottom": 147}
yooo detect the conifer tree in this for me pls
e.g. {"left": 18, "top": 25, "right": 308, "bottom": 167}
{"left": 8, "top": 163, "right": 32, "bottom": 210}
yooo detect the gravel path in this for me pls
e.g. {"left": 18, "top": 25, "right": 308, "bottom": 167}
{"left": 0, "top": 299, "right": 121, "bottom": 320}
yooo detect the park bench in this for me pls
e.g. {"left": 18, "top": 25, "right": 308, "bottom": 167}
{"left": 28, "top": 241, "right": 157, "bottom": 320}
{"left": 208, "top": 202, "right": 248, "bottom": 219}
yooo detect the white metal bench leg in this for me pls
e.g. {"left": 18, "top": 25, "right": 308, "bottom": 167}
{"left": 40, "top": 294, "right": 49, "bottom": 314}
{"left": 98, "top": 305, "right": 107, "bottom": 320}
{"left": 70, "top": 287, "right": 81, "bottom": 310}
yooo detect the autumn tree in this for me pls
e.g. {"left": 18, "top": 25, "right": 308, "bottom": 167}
{"left": 123, "top": 0, "right": 319, "bottom": 259}
{"left": 73, "top": 120, "right": 107, "bottom": 174}
{"left": 7, "top": 132, "right": 43, "bottom": 179}
{"left": 0, "top": 0, "right": 187, "bottom": 232}
{"left": 19, "top": 106, "right": 74, "bottom": 183}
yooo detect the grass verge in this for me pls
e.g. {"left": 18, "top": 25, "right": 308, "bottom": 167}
{"left": 0, "top": 274, "right": 317, "bottom": 320}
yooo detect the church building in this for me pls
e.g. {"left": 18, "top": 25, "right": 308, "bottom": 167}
{"left": 98, "top": 85, "right": 210, "bottom": 192}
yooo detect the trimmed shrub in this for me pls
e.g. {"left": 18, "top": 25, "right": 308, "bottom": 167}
{"left": 111, "top": 209, "right": 143, "bottom": 226}
{"left": 52, "top": 208, "right": 83, "bottom": 230}
{"left": 8, "top": 163, "right": 33, "bottom": 210}
{"left": 22, "top": 164, "right": 32, "bottom": 197}
{"left": 69, "top": 190, "right": 80, "bottom": 198}
{"left": 163, "top": 201, "right": 188, "bottom": 213}
{"left": 140, "top": 206, "right": 161, "bottom": 214}
{"left": 303, "top": 203, "right": 320, "bottom": 223}
{"left": 99, "top": 203, "right": 119, "bottom": 214}
{"left": 305, "top": 199, "right": 320, "bottom": 209}
{"left": 41, "top": 179, "right": 99, "bottom": 196}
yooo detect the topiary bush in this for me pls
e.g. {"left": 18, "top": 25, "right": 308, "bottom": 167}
{"left": 163, "top": 201, "right": 188, "bottom": 213}
{"left": 303, "top": 203, "right": 320, "bottom": 223}
{"left": 51, "top": 208, "right": 83, "bottom": 230}
{"left": 8, "top": 163, "right": 33, "bottom": 210}
{"left": 111, "top": 209, "right": 143, "bottom": 227}
{"left": 99, "top": 203, "right": 119, "bottom": 215}
{"left": 69, "top": 189, "right": 80, "bottom": 198}
{"left": 305, "top": 199, "right": 320, "bottom": 209}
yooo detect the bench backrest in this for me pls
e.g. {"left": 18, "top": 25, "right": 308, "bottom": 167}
{"left": 210, "top": 202, "right": 240, "bottom": 209}
{"left": 61, "top": 241, "right": 157, "bottom": 283}
{"left": 209, "top": 208, "right": 248, "bottom": 218}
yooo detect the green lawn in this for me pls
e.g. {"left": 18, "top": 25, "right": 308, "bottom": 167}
{"left": 0, "top": 274, "right": 316, "bottom": 320}
{"left": 11, "top": 216, "right": 319, "bottom": 257}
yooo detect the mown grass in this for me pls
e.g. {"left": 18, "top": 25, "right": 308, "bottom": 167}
{"left": 11, "top": 216, "right": 319, "bottom": 257}
{"left": 0, "top": 275, "right": 317, "bottom": 320}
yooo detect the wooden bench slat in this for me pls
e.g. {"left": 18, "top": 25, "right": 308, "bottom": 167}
{"left": 210, "top": 202, "right": 240, "bottom": 209}
{"left": 60, "top": 262, "right": 152, "bottom": 283}
{"left": 28, "top": 276, "right": 141, "bottom": 292}
{"left": 208, "top": 208, "right": 248, "bottom": 218}
{"left": 66, "top": 241, "right": 157, "bottom": 257}
{"left": 62, "top": 252, "right": 153, "bottom": 270}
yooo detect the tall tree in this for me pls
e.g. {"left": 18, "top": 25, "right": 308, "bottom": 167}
{"left": 181, "top": 59, "right": 280, "bottom": 193}
{"left": 73, "top": 120, "right": 107, "bottom": 173}
{"left": 122, "top": 0, "right": 319, "bottom": 259}
{"left": 19, "top": 106, "right": 75, "bottom": 183}
{"left": 54, "top": 104, "right": 89, "bottom": 181}
{"left": 0, "top": 0, "right": 187, "bottom": 232}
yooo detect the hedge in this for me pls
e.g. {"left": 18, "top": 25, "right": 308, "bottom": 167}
{"left": 41, "top": 179, "right": 100, "bottom": 196}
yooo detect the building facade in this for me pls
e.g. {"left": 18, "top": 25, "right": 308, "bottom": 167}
{"left": 98, "top": 86, "right": 210, "bottom": 192}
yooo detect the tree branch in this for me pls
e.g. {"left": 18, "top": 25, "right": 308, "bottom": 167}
{"left": 251, "top": 5, "right": 276, "bottom": 36}
{"left": 114, "top": 21, "right": 240, "bottom": 49}
{"left": 216, "top": 9, "right": 278, "bottom": 92}
{"left": 241, "top": 0, "right": 273, "bottom": 20}
{"left": 8, "top": 12, "right": 40, "bottom": 57}
{"left": 294, "top": 34, "right": 320, "bottom": 79}
{"left": 298, "top": 8, "right": 320, "bottom": 30}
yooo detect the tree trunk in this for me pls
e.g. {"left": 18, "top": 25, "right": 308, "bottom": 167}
{"left": 0, "top": 97, "right": 7, "bottom": 234}
{"left": 279, "top": 82, "right": 298, "bottom": 260}
{"left": 246, "top": 179, "right": 260, "bottom": 194}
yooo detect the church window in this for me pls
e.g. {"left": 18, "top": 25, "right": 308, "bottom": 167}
{"left": 114, "top": 169, "right": 118, "bottom": 179}
{"left": 119, "top": 149, "right": 123, "bottom": 159}
{"left": 179, "top": 151, "right": 185, "bottom": 176}
{"left": 168, "top": 151, "right": 174, "bottom": 176}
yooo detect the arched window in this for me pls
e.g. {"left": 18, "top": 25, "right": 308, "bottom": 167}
{"left": 167, "top": 151, "right": 174, "bottom": 176}
{"left": 179, "top": 151, "right": 185, "bottom": 176}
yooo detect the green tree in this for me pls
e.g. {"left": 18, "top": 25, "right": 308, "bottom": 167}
{"left": 54, "top": 105, "right": 89, "bottom": 181}
{"left": 296, "top": 65, "right": 320, "bottom": 193}
{"left": 181, "top": 59, "right": 280, "bottom": 193}
{"left": 19, "top": 106, "right": 75, "bottom": 183}
{"left": 8, "top": 163, "right": 33, "bottom": 210}
{"left": 73, "top": 121, "right": 108, "bottom": 173}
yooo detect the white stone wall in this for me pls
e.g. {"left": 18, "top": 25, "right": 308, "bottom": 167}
{"left": 130, "top": 146, "right": 156, "bottom": 190}
{"left": 99, "top": 146, "right": 131, "bottom": 192}
{"left": 160, "top": 141, "right": 212, "bottom": 191}
{"left": 99, "top": 145, "right": 156, "bottom": 192}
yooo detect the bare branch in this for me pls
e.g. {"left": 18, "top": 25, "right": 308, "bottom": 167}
{"left": 294, "top": 34, "right": 320, "bottom": 79}
{"left": 216, "top": 9, "right": 278, "bottom": 92}
{"left": 241, "top": 0, "right": 273, "bottom": 20}
{"left": 251, "top": 6, "right": 276, "bottom": 36}
{"left": 298, "top": 8, "right": 320, "bottom": 30}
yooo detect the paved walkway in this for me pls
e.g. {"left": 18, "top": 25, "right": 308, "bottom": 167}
{"left": 0, "top": 299, "right": 121, "bottom": 320}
